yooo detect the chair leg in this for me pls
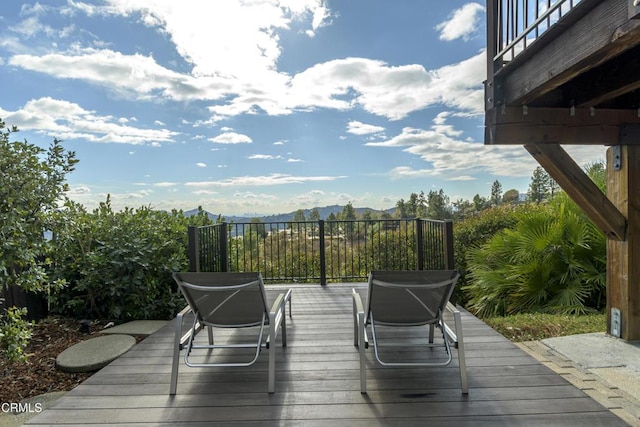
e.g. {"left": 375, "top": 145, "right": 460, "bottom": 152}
{"left": 207, "top": 326, "right": 214, "bottom": 345}
{"left": 169, "top": 313, "right": 184, "bottom": 395}
{"left": 281, "top": 314, "right": 287, "bottom": 347}
{"left": 358, "top": 311, "right": 367, "bottom": 394}
{"left": 453, "top": 310, "right": 468, "bottom": 394}
{"left": 268, "top": 316, "right": 277, "bottom": 393}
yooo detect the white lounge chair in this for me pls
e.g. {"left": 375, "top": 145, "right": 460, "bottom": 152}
{"left": 352, "top": 270, "right": 468, "bottom": 394}
{"left": 170, "top": 272, "right": 292, "bottom": 394}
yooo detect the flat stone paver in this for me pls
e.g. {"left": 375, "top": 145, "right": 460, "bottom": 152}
{"left": 56, "top": 335, "right": 136, "bottom": 373}
{"left": 99, "top": 320, "right": 168, "bottom": 336}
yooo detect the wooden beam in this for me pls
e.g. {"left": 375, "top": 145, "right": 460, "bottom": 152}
{"left": 569, "top": 46, "right": 640, "bottom": 108}
{"left": 486, "top": 107, "right": 640, "bottom": 145}
{"left": 500, "top": 0, "right": 640, "bottom": 106}
{"left": 524, "top": 143, "right": 627, "bottom": 241}
{"left": 607, "top": 145, "right": 640, "bottom": 340}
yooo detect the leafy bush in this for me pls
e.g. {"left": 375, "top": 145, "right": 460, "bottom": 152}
{"left": 0, "top": 306, "right": 33, "bottom": 363}
{"left": 461, "top": 162, "right": 606, "bottom": 317}
{"left": 464, "top": 202, "right": 605, "bottom": 317}
{"left": 453, "top": 204, "right": 523, "bottom": 304}
{"left": 47, "top": 198, "right": 213, "bottom": 321}
{"left": 0, "top": 121, "right": 76, "bottom": 293}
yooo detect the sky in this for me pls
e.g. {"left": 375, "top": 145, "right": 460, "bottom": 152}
{"left": 0, "top": 0, "right": 606, "bottom": 216}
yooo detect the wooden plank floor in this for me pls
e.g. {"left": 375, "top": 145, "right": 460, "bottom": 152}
{"left": 26, "top": 284, "right": 627, "bottom": 426}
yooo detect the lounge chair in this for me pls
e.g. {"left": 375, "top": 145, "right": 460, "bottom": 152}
{"left": 170, "top": 272, "right": 292, "bottom": 394}
{"left": 352, "top": 270, "right": 468, "bottom": 394}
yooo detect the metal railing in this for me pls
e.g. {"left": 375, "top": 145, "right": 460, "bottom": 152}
{"left": 490, "top": 0, "right": 581, "bottom": 66}
{"left": 188, "top": 219, "right": 454, "bottom": 284}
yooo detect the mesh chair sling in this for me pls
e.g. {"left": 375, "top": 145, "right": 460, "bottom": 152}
{"left": 170, "top": 272, "right": 292, "bottom": 394}
{"left": 352, "top": 270, "right": 468, "bottom": 394}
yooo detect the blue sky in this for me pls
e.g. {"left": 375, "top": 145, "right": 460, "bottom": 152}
{"left": 0, "top": 0, "right": 605, "bottom": 215}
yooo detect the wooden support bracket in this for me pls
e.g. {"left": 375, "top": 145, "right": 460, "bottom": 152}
{"left": 524, "top": 143, "right": 627, "bottom": 241}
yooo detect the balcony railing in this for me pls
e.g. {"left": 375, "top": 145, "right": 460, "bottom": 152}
{"left": 491, "top": 0, "right": 582, "bottom": 65}
{"left": 187, "top": 219, "right": 454, "bottom": 284}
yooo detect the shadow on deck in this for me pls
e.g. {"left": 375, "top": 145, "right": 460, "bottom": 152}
{"left": 26, "top": 284, "right": 626, "bottom": 426}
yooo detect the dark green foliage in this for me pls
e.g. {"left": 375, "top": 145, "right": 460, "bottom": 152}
{"left": 463, "top": 163, "right": 607, "bottom": 317}
{"left": 0, "top": 120, "right": 77, "bottom": 293}
{"left": 464, "top": 203, "right": 605, "bottom": 317}
{"left": 47, "top": 199, "right": 213, "bottom": 321}
{"left": 453, "top": 204, "right": 523, "bottom": 304}
{"left": 0, "top": 307, "right": 33, "bottom": 363}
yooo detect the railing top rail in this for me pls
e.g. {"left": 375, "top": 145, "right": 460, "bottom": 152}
{"left": 195, "top": 218, "right": 449, "bottom": 230}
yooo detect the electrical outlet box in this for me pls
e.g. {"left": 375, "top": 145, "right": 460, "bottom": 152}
{"left": 611, "top": 308, "right": 621, "bottom": 338}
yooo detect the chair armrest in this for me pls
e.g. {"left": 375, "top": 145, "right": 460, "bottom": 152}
{"left": 444, "top": 302, "right": 461, "bottom": 346}
{"left": 269, "top": 289, "right": 292, "bottom": 336}
{"left": 352, "top": 289, "right": 365, "bottom": 314}
{"left": 176, "top": 305, "right": 195, "bottom": 348}
{"left": 352, "top": 289, "right": 368, "bottom": 348}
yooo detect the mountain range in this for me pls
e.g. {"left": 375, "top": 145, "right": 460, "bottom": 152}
{"left": 184, "top": 205, "right": 394, "bottom": 223}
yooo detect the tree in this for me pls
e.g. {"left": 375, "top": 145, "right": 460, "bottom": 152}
{"left": 472, "top": 194, "right": 489, "bottom": 212}
{"left": 502, "top": 189, "right": 520, "bottom": 204}
{"left": 292, "top": 209, "right": 306, "bottom": 222}
{"left": 395, "top": 199, "right": 409, "bottom": 218}
{"left": 490, "top": 180, "right": 503, "bottom": 206}
{"left": 527, "top": 166, "right": 555, "bottom": 203}
{"left": 340, "top": 202, "right": 357, "bottom": 221}
{"left": 452, "top": 198, "right": 474, "bottom": 219}
{"left": 426, "top": 189, "right": 452, "bottom": 219}
{"left": 309, "top": 208, "right": 320, "bottom": 222}
{"left": 406, "top": 192, "right": 427, "bottom": 218}
{"left": 0, "top": 121, "right": 77, "bottom": 293}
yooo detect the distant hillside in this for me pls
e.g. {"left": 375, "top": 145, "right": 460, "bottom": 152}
{"left": 184, "top": 205, "right": 393, "bottom": 223}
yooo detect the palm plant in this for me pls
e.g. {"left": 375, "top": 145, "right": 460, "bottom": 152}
{"left": 464, "top": 163, "right": 607, "bottom": 318}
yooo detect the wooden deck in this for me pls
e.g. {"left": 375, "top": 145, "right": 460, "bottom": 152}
{"left": 27, "top": 284, "right": 627, "bottom": 426}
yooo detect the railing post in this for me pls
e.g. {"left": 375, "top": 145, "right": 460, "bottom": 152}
{"left": 220, "top": 222, "right": 229, "bottom": 272}
{"left": 416, "top": 218, "right": 425, "bottom": 270}
{"left": 443, "top": 220, "right": 455, "bottom": 270}
{"left": 319, "top": 220, "right": 326, "bottom": 285}
{"left": 187, "top": 226, "right": 200, "bottom": 272}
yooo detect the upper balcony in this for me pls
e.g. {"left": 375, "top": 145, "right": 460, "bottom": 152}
{"left": 485, "top": 0, "right": 640, "bottom": 145}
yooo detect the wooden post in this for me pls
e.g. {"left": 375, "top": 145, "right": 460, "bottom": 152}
{"left": 607, "top": 145, "right": 640, "bottom": 340}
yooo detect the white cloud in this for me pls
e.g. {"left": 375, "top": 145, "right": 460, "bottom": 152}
{"left": 436, "top": 3, "right": 485, "bottom": 42}
{"left": 185, "top": 173, "right": 346, "bottom": 187}
{"left": 0, "top": 97, "right": 178, "bottom": 145}
{"left": 64, "top": 0, "right": 329, "bottom": 92}
{"left": 346, "top": 120, "right": 385, "bottom": 135}
{"left": 209, "top": 131, "right": 252, "bottom": 144}
{"left": 367, "top": 114, "right": 536, "bottom": 179}
{"left": 196, "top": 162, "right": 207, "bottom": 167}
{"left": 368, "top": 113, "right": 607, "bottom": 181}
{"left": 249, "top": 154, "right": 282, "bottom": 160}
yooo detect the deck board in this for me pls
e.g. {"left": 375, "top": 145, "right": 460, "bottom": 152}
{"left": 25, "top": 284, "right": 626, "bottom": 426}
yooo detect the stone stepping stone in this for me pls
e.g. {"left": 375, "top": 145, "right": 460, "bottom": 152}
{"left": 56, "top": 334, "right": 136, "bottom": 373}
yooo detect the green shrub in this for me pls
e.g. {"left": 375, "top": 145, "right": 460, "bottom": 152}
{"left": 47, "top": 198, "right": 213, "bottom": 321}
{"left": 464, "top": 202, "right": 606, "bottom": 317}
{"left": 0, "top": 306, "right": 33, "bottom": 363}
{"left": 453, "top": 204, "right": 523, "bottom": 304}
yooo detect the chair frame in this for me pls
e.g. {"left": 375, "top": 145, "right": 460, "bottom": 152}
{"left": 352, "top": 270, "right": 468, "bottom": 394}
{"left": 170, "top": 272, "right": 292, "bottom": 394}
